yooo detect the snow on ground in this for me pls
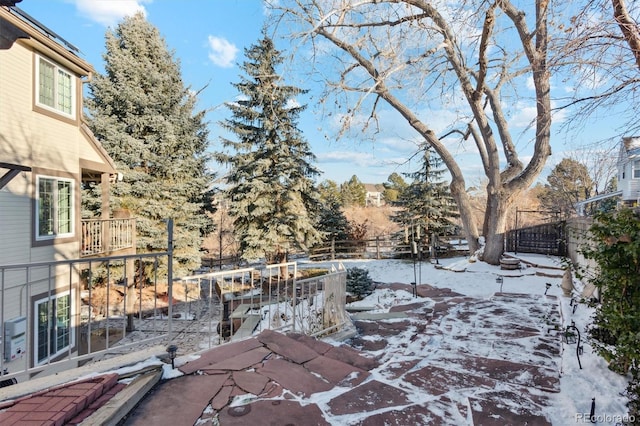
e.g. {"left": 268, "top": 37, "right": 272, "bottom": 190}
{"left": 108, "top": 253, "right": 631, "bottom": 424}
{"left": 300, "top": 254, "right": 633, "bottom": 425}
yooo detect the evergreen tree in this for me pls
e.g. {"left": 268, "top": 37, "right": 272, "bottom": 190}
{"left": 538, "top": 158, "right": 594, "bottom": 218}
{"left": 346, "top": 267, "right": 374, "bottom": 299}
{"left": 317, "top": 179, "right": 342, "bottom": 204}
{"left": 382, "top": 172, "right": 407, "bottom": 204}
{"left": 596, "top": 177, "right": 619, "bottom": 213}
{"left": 340, "top": 175, "right": 367, "bottom": 207}
{"left": 86, "top": 12, "right": 213, "bottom": 277}
{"left": 393, "top": 146, "right": 458, "bottom": 242}
{"left": 217, "top": 33, "right": 322, "bottom": 263}
{"left": 316, "top": 180, "right": 349, "bottom": 241}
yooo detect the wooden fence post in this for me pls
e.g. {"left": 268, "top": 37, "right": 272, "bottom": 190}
{"left": 331, "top": 237, "right": 335, "bottom": 260}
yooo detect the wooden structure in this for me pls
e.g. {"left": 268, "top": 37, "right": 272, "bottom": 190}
{"left": 505, "top": 222, "right": 567, "bottom": 256}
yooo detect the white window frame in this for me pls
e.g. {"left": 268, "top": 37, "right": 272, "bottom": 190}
{"left": 633, "top": 160, "right": 640, "bottom": 179}
{"left": 34, "top": 290, "right": 74, "bottom": 365}
{"left": 35, "top": 175, "right": 75, "bottom": 240}
{"left": 35, "top": 54, "right": 76, "bottom": 119}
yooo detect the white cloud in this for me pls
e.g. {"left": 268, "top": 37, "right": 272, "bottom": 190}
{"left": 72, "top": 0, "right": 149, "bottom": 27}
{"left": 207, "top": 36, "right": 238, "bottom": 68}
{"left": 318, "top": 151, "right": 380, "bottom": 168}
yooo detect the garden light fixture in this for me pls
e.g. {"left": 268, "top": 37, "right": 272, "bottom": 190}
{"left": 563, "top": 321, "right": 582, "bottom": 369}
{"left": 167, "top": 344, "right": 178, "bottom": 369}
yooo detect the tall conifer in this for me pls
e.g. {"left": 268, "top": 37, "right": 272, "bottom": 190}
{"left": 86, "top": 13, "right": 212, "bottom": 276}
{"left": 217, "top": 33, "right": 322, "bottom": 263}
{"left": 393, "top": 146, "right": 459, "bottom": 241}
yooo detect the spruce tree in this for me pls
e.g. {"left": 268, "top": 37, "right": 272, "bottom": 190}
{"left": 340, "top": 175, "right": 367, "bottom": 207}
{"left": 316, "top": 180, "right": 349, "bottom": 241}
{"left": 217, "top": 33, "right": 322, "bottom": 263}
{"left": 86, "top": 12, "right": 213, "bottom": 277}
{"left": 393, "top": 146, "right": 459, "bottom": 243}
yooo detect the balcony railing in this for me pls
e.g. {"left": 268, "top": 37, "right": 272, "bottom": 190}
{"left": 81, "top": 218, "right": 135, "bottom": 257}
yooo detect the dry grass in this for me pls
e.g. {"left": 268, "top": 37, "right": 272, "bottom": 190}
{"left": 343, "top": 205, "right": 402, "bottom": 238}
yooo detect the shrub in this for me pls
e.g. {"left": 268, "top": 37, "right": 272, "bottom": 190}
{"left": 580, "top": 208, "right": 640, "bottom": 420}
{"left": 346, "top": 267, "right": 374, "bottom": 299}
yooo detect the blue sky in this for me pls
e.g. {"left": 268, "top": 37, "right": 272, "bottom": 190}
{"left": 15, "top": 0, "right": 623, "bottom": 187}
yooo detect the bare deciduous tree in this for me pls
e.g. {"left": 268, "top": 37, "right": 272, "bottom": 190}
{"left": 555, "top": 0, "right": 640, "bottom": 136}
{"left": 270, "top": 0, "right": 554, "bottom": 264}
{"left": 612, "top": 0, "right": 640, "bottom": 69}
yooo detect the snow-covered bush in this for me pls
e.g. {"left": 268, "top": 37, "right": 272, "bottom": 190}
{"left": 346, "top": 267, "right": 374, "bottom": 300}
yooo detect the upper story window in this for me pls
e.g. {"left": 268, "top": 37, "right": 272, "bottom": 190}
{"left": 634, "top": 160, "right": 640, "bottom": 179}
{"left": 36, "top": 55, "right": 75, "bottom": 119}
{"left": 36, "top": 175, "right": 74, "bottom": 240}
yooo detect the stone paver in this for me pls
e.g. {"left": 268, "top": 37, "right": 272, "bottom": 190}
{"left": 257, "top": 358, "right": 334, "bottom": 397}
{"left": 327, "top": 379, "right": 411, "bottom": 416}
{"left": 122, "top": 374, "right": 227, "bottom": 426}
{"left": 200, "top": 346, "right": 271, "bottom": 372}
{"left": 178, "top": 337, "right": 263, "bottom": 374}
{"left": 0, "top": 281, "right": 563, "bottom": 425}
{"left": 256, "top": 328, "right": 319, "bottom": 364}
{"left": 218, "top": 399, "right": 330, "bottom": 426}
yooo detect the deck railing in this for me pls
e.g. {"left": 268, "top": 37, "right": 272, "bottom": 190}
{"left": 0, "top": 250, "right": 171, "bottom": 386}
{"left": 81, "top": 218, "right": 135, "bottom": 256}
{"left": 0, "top": 256, "right": 347, "bottom": 387}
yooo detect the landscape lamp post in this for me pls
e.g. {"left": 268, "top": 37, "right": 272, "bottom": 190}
{"left": 544, "top": 282, "right": 552, "bottom": 295}
{"left": 563, "top": 321, "right": 582, "bottom": 369}
{"left": 167, "top": 345, "right": 178, "bottom": 369}
{"left": 496, "top": 276, "right": 504, "bottom": 293}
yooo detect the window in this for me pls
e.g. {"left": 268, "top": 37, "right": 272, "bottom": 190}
{"left": 35, "top": 292, "right": 73, "bottom": 364}
{"left": 36, "top": 55, "right": 75, "bottom": 118}
{"left": 36, "top": 176, "right": 74, "bottom": 239}
{"left": 634, "top": 160, "right": 640, "bottom": 179}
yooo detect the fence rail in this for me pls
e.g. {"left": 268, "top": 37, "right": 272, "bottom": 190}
{"left": 0, "top": 255, "right": 348, "bottom": 385}
{"left": 0, "top": 251, "right": 170, "bottom": 384}
{"left": 177, "top": 262, "right": 349, "bottom": 345}
{"left": 308, "top": 235, "right": 469, "bottom": 261}
{"left": 81, "top": 218, "right": 136, "bottom": 256}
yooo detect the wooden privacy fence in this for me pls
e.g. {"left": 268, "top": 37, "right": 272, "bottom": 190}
{"left": 309, "top": 236, "right": 469, "bottom": 261}
{"left": 505, "top": 221, "right": 567, "bottom": 256}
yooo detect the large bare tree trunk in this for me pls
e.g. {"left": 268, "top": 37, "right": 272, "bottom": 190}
{"left": 612, "top": 0, "right": 640, "bottom": 69}
{"left": 272, "top": 0, "right": 553, "bottom": 265}
{"left": 482, "top": 189, "right": 518, "bottom": 264}
{"left": 450, "top": 176, "right": 480, "bottom": 255}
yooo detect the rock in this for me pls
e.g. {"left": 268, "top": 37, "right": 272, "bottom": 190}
{"left": 560, "top": 269, "right": 573, "bottom": 297}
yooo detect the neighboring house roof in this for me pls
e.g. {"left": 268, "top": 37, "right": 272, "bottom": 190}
{"left": 622, "top": 136, "right": 640, "bottom": 159}
{"left": 364, "top": 183, "right": 383, "bottom": 193}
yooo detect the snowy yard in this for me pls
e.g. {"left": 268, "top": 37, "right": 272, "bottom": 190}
{"left": 146, "top": 253, "right": 633, "bottom": 424}
{"left": 297, "top": 254, "right": 632, "bottom": 425}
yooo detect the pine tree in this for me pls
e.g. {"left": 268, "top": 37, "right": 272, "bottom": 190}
{"left": 86, "top": 12, "right": 213, "bottom": 277}
{"left": 346, "top": 267, "right": 374, "bottom": 299}
{"left": 537, "top": 158, "right": 594, "bottom": 218}
{"left": 382, "top": 172, "right": 407, "bottom": 204}
{"left": 217, "top": 33, "right": 322, "bottom": 263}
{"left": 393, "top": 146, "right": 459, "bottom": 243}
{"left": 340, "top": 175, "right": 367, "bottom": 207}
{"left": 316, "top": 180, "right": 350, "bottom": 241}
